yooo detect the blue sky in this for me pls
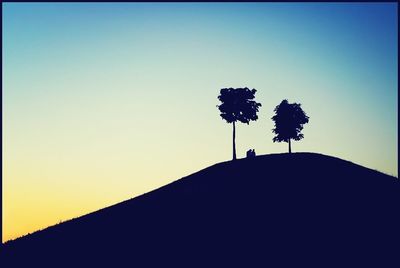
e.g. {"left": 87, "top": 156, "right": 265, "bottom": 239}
{"left": 2, "top": 3, "right": 398, "bottom": 242}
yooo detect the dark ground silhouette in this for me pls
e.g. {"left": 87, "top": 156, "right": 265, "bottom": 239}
{"left": 1, "top": 153, "right": 399, "bottom": 267}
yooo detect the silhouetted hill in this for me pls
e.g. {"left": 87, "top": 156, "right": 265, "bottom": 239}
{"left": 2, "top": 153, "right": 399, "bottom": 267}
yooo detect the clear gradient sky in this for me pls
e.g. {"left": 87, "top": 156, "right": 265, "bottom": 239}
{"left": 2, "top": 3, "right": 398, "bottom": 242}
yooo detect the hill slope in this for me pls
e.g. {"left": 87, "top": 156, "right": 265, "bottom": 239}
{"left": 2, "top": 153, "right": 399, "bottom": 267}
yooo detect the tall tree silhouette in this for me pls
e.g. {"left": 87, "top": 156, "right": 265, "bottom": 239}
{"left": 271, "top": 99, "right": 309, "bottom": 153}
{"left": 217, "top": 88, "right": 261, "bottom": 160}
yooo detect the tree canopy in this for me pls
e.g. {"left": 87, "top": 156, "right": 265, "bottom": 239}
{"left": 271, "top": 99, "right": 309, "bottom": 153}
{"left": 217, "top": 87, "right": 261, "bottom": 124}
{"left": 217, "top": 87, "right": 261, "bottom": 160}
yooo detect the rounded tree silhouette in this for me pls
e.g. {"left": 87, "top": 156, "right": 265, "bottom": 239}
{"left": 271, "top": 99, "right": 309, "bottom": 153}
{"left": 217, "top": 87, "right": 261, "bottom": 160}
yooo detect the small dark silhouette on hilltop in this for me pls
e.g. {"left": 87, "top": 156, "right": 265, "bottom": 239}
{"left": 246, "top": 149, "right": 256, "bottom": 158}
{"left": 272, "top": 99, "right": 309, "bottom": 153}
{"left": 217, "top": 87, "right": 261, "bottom": 160}
{"left": 2, "top": 153, "right": 399, "bottom": 267}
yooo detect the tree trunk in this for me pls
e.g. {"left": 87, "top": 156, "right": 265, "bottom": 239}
{"left": 232, "top": 121, "right": 237, "bottom": 160}
{"left": 288, "top": 138, "right": 292, "bottom": 154}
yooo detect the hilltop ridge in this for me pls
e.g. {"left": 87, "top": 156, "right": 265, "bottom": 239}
{"left": 2, "top": 153, "right": 399, "bottom": 267}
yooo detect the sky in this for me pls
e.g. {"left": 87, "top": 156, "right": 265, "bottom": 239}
{"left": 2, "top": 3, "right": 398, "bottom": 242}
